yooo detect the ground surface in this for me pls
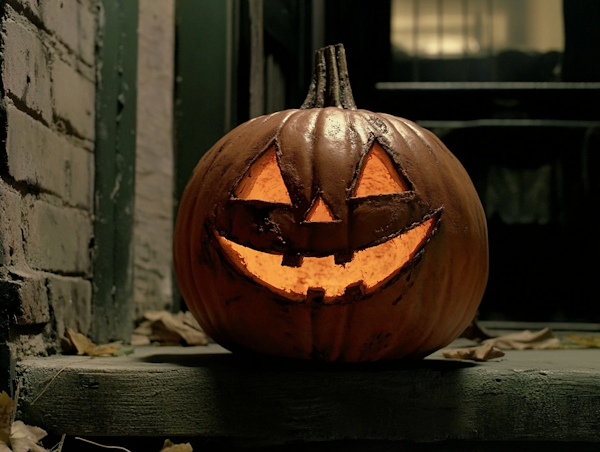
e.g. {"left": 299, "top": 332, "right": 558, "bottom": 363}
{"left": 17, "top": 333, "right": 600, "bottom": 449}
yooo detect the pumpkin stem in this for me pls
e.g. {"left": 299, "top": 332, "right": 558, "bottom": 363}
{"left": 300, "top": 44, "right": 357, "bottom": 110}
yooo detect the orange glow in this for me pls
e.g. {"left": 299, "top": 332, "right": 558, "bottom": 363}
{"left": 235, "top": 147, "right": 292, "bottom": 204}
{"left": 305, "top": 197, "right": 336, "bottom": 222}
{"left": 354, "top": 143, "right": 409, "bottom": 197}
{"left": 217, "top": 217, "right": 436, "bottom": 302}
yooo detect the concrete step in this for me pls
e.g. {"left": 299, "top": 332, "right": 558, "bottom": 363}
{"left": 16, "top": 337, "right": 600, "bottom": 449}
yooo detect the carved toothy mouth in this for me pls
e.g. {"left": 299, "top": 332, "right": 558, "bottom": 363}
{"left": 217, "top": 215, "right": 438, "bottom": 303}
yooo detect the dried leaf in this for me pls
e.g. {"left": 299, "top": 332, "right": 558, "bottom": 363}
{"left": 65, "top": 328, "right": 120, "bottom": 356}
{"left": 160, "top": 439, "right": 193, "bottom": 452}
{"left": 0, "top": 392, "right": 48, "bottom": 452}
{"left": 65, "top": 328, "right": 93, "bottom": 355}
{"left": 180, "top": 311, "right": 202, "bottom": 332}
{"left": 132, "top": 320, "right": 153, "bottom": 336}
{"left": 565, "top": 335, "right": 600, "bottom": 348}
{"left": 136, "top": 311, "right": 208, "bottom": 346}
{"left": 4, "top": 421, "right": 47, "bottom": 452}
{"left": 0, "top": 392, "right": 13, "bottom": 445}
{"left": 443, "top": 342, "right": 505, "bottom": 361}
{"left": 87, "top": 344, "right": 121, "bottom": 357}
{"left": 130, "top": 334, "right": 151, "bottom": 346}
{"left": 484, "top": 328, "right": 560, "bottom": 350}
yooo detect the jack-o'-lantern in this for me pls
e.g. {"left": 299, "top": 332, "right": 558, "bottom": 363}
{"left": 173, "top": 44, "right": 488, "bottom": 361}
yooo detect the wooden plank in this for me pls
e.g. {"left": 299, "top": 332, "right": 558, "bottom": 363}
{"left": 92, "top": 0, "right": 139, "bottom": 343}
{"left": 17, "top": 342, "right": 600, "bottom": 444}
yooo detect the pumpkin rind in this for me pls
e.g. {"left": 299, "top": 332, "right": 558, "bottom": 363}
{"left": 173, "top": 105, "right": 488, "bottom": 361}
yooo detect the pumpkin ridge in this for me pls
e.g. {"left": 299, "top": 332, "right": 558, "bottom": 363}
{"left": 394, "top": 116, "right": 441, "bottom": 165}
{"left": 309, "top": 108, "right": 356, "bottom": 221}
{"left": 379, "top": 114, "right": 444, "bottom": 206}
{"left": 346, "top": 110, "right": 374, "bottom": 197}
{"left": 276, "top": 108, "right": 319, "bottom": 213}
{"left": 232, "top": 109, "right": 302, "bottom": 204}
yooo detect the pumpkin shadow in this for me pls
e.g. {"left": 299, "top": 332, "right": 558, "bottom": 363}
{"left": 137, "top": 348, "right": 479, "bottom": 443}
{"left": 137, "top": 349, "right": 477, "bottom": 371}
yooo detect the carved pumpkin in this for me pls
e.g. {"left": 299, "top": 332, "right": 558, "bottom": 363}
{"left": 173, "top": 45, "right": 488, "bottom": 361}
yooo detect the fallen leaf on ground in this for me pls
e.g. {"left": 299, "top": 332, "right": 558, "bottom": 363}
{"left": 3, "top": 421, "right": 47, "bottom": 452}
{"left": 443, "top": 342, "right": 505, "bottom": 361}
{"left": 0, "top": 402, "right": 47, "bottom": 452}
{"left": 564, "top": 335, "right": 600, "bottom": 348}
{"left": 64, "top": 328, "right": 120, "bottom": 356}
{"left": 0, "top": 390, "right": 48, "bottom": 451}
{"left": 484, "top": 328, "right": 560, "bottom": 350}
{"left": 0, "top": 392, "right": 13, "bottom": 445}
{"left": 444, "top": 328, "right": 564, "bottom": 361}
{"left": 160, "top": 439, "right": 193, "bottom": 451}
{"left": 132, "top": 311, "right": 208, "bottom": 346}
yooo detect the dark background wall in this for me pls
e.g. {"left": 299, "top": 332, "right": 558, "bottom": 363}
{"left": 174, "top": 0, "right": 600, "bottom": 323}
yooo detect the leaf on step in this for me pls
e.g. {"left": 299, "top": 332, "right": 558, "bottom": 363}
{"left": 159, "top": 439, "right": 193, "bottom": 451}
{"left": 565, "top": 335, "right": 600, "bottom": 348}
{"left": 0, "top": 392, "right": 13, "bottom": 445}
{"left": 132, "top": 311, "right": 208, "bottom": 346}
{"left": 65, "top": 328, "right": 120, "bottom": 356}
{"left": 443, "top": 342, "right": 505, "bottom": 361}
{"left": 8, "top": 420, "right": 47, "bottom": 452}
{"left": 484, "top": 328, "right": 560, "bottom": 350}
{"left": 0, "top": 392, "right": 48, "bottom": 452}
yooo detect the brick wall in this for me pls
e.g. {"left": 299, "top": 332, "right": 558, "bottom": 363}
{"left": 0, "top": 0, "right": 99, "bottom": 357}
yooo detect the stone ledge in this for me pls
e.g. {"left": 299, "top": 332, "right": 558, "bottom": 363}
{"left": 17, "top": 339, "right": 600, "bottom": 447}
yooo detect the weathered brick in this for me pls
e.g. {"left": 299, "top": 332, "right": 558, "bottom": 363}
{"left": 67, "top": 147, "right": 94, "bottom": 209}
{"left": 77, "top": 0, "right": 98, "bottom": 66}
{"left": 46, "top": 274, "right": 92, "bottom": 339}
{"left": 9, "top": 0, "right": 41, "bottom": 20}
{"left": 24, "top": 200, "right": 92, "bottom": 275}
{"left": 52, "top": 57, "right": 95, "bottom": 140}
{"left": 0, "top": 268, "right": 50, "bottom": 325}
{"left": 5, "top": 104, "right": 94, "bottom": 208}
{"left": 8, "top": 332, "right": 48, "bottom": 357}
{"left": 40, "top": 0, "right": 79, "bottom": 53}
{"left": 0, "top": 182, "right": 23, "bottom": 267}
{"left": 2, "top": 17, "right": 53, "bottom": 123}
{"left": 7, "top": 0, "right": 41, "bottom": 20}
{"left": 39, "top": 0, "right": 96, "bottom": 66}
{"left": 6, "top": 105, "right": 68, "bottom": 198}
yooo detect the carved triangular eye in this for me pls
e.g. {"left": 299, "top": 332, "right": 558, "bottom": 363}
{"left": 353, "top": 143, "right": 410, "bottom": 197}
{"left": 305, "top": 196, "right": 336, "bottom": 222}
{"left": 235, "top": 147, "right": 292, "bottom": 204}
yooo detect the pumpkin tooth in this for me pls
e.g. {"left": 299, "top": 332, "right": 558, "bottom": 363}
{"left": 306, "top": 288, "right": 326, "bottom": 303}
{"left": 281, "top": 254, "right": 304, "bottom": 267}
{"left": 344, "top": 281, "right": 366, "bottom": 300}
{"left": 334, "top": 251, "right": 354, "bottom": 265}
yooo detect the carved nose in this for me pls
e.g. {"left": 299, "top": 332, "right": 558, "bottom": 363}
{"left": 305, "top": 196, "right": 336, "bottom": 222}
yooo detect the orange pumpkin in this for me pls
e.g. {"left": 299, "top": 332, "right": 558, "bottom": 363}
{"left": 173, "top": 45, "right": 488, "bottom": 361}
